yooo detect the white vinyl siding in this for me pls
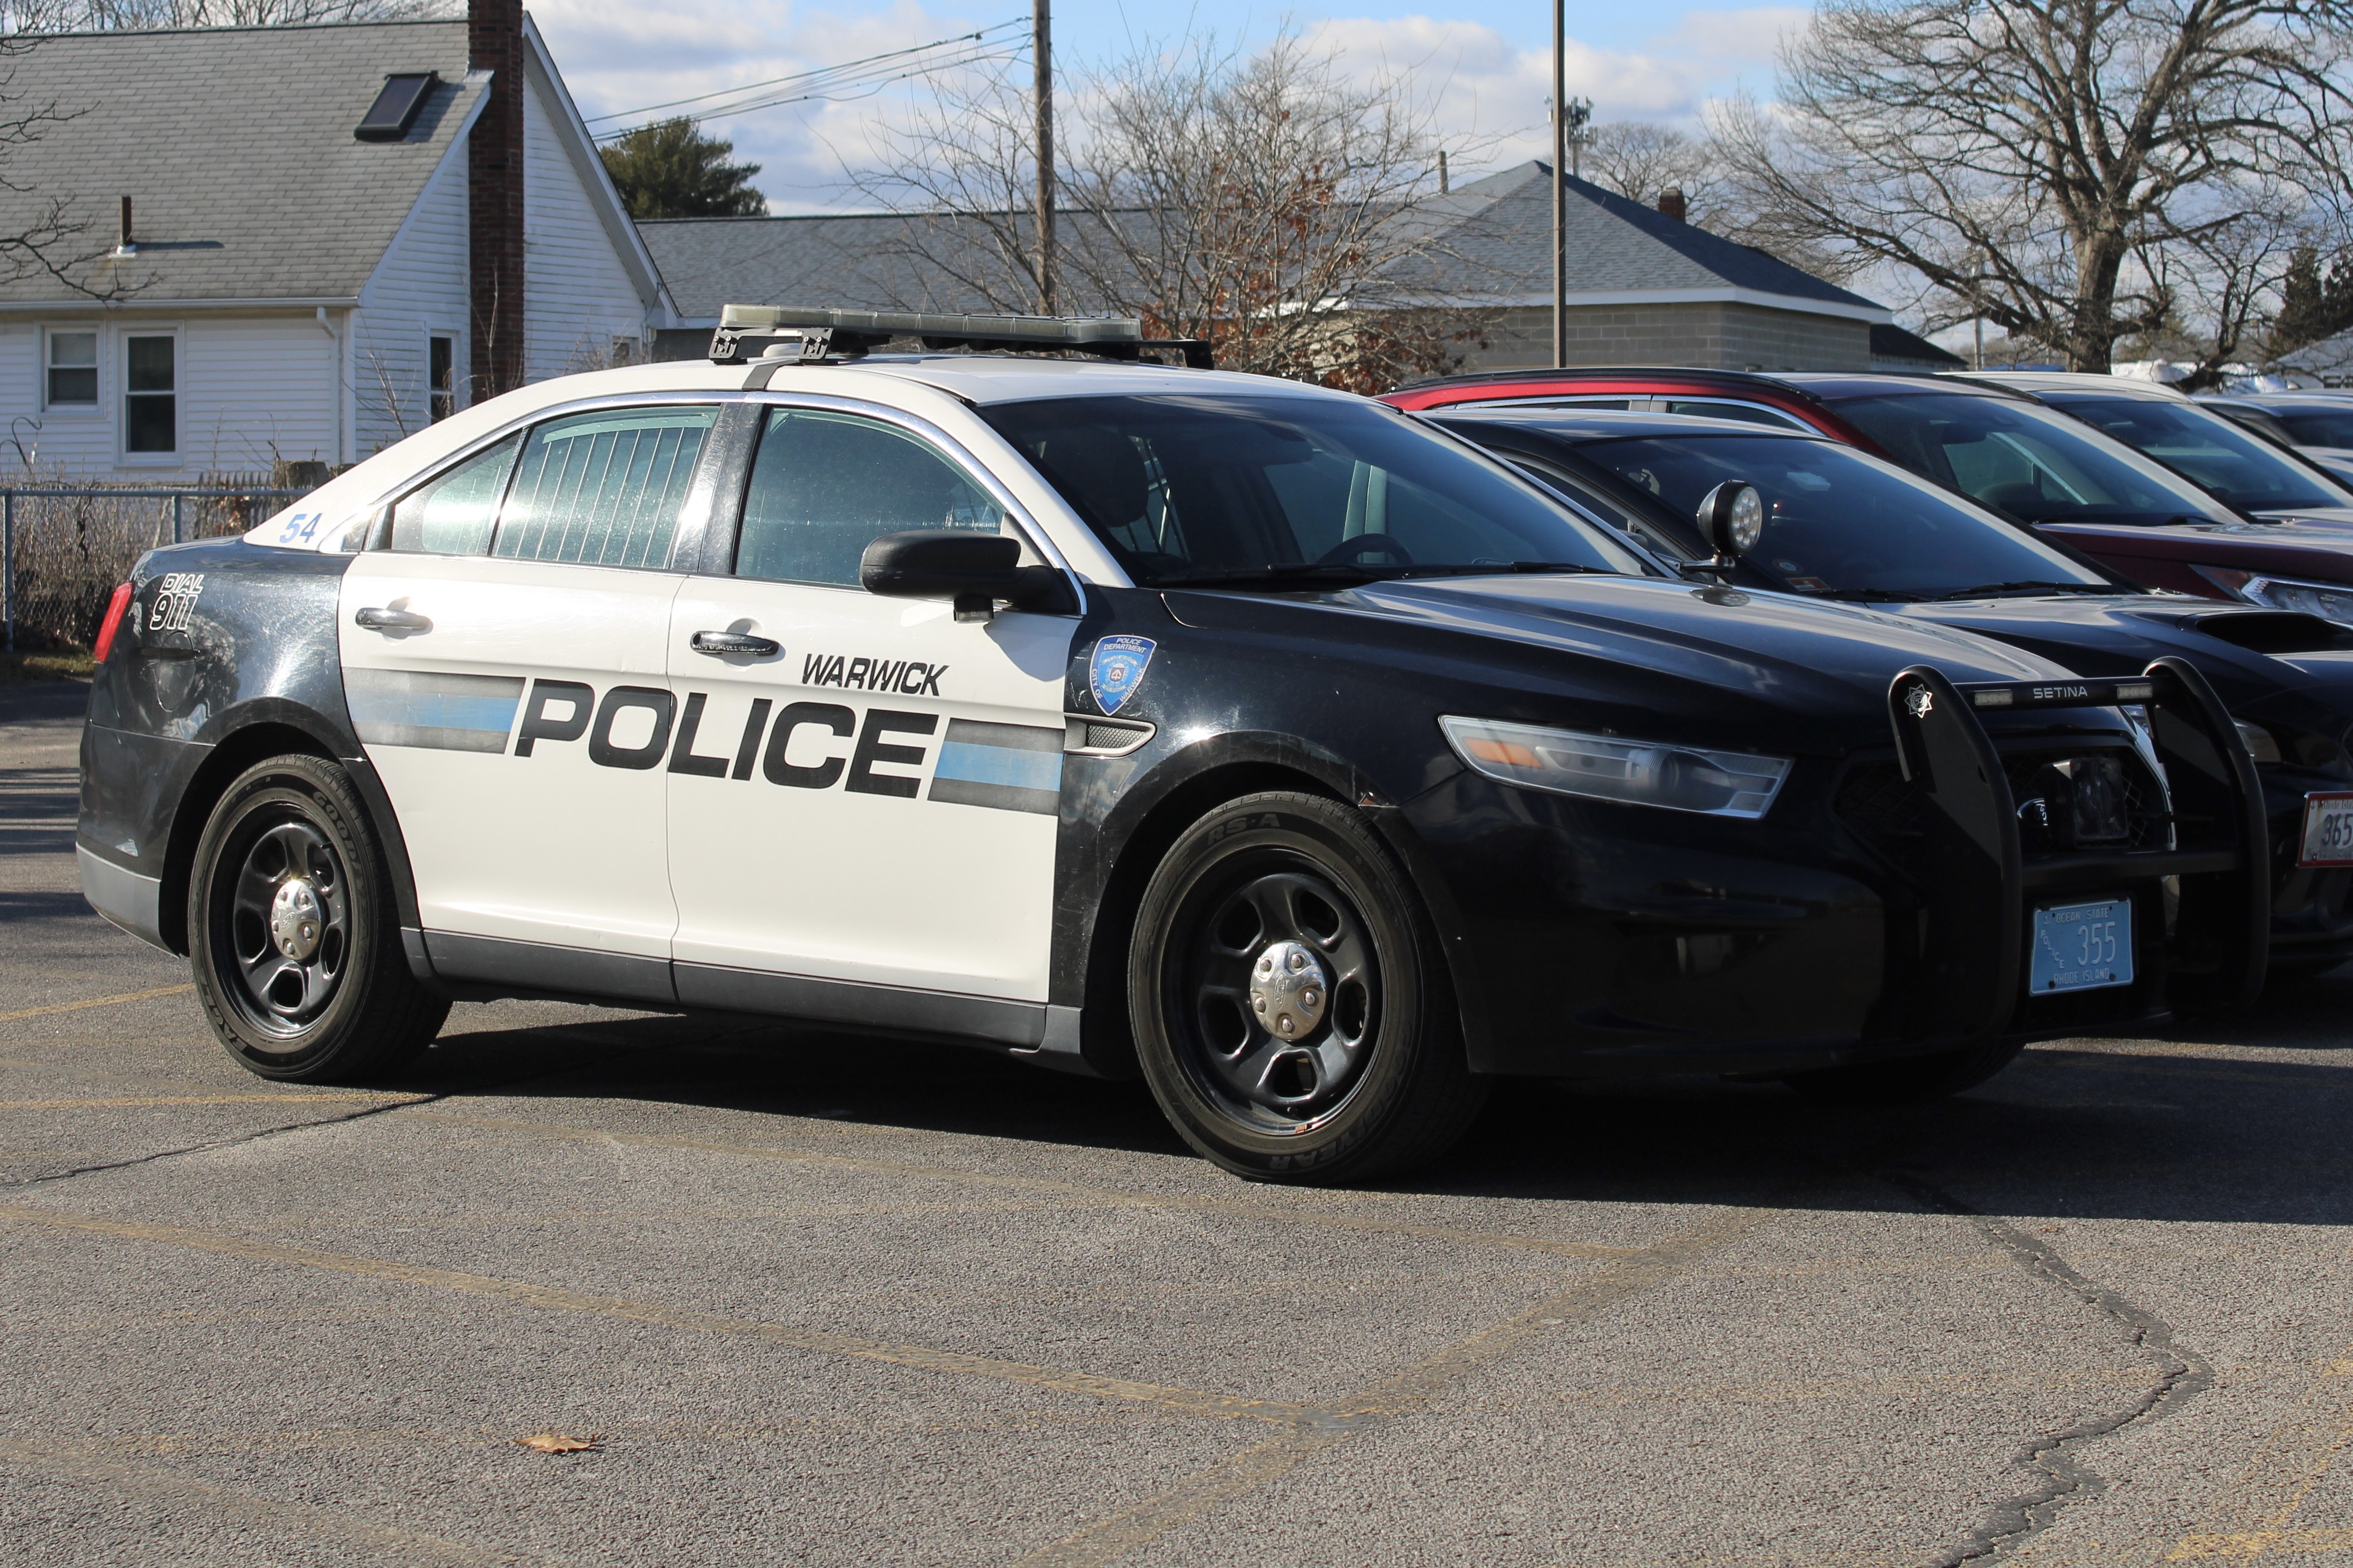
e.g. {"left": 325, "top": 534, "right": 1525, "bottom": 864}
{"left": 522, "top": 76, "right": 649, "bottom": 382}
{"left": 355, "top": 150, "right": 470, "bottom": 457}
{"left": 0, "top": 314, "right": 337, "bottom": 475}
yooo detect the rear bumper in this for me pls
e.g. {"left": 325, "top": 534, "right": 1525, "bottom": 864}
{"left": 77, "top": 843, "right": 168, "bottom": 952}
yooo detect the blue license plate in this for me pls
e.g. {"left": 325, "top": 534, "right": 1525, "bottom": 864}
{"left": 2030, "top": 899, "right": 2133, "bottom": 994}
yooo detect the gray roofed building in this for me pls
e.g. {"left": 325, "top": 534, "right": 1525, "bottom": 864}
{"left": 0, "top": 3, "right": 675, "bottom": 474}
{"left": 641, "top": 160, "right": 1895, "bottom": 376}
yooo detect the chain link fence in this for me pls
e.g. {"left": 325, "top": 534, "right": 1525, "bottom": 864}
{"left": 1, "top": 479, "right": 317, "bottom": 651}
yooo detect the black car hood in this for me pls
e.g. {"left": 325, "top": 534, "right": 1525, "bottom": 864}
{"left": 1897, "top": 595, "right": 2353, "bottom": 714}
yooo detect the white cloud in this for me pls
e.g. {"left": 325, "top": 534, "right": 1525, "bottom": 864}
{"left": 530, "top": 3, "right": 1805, "bottom": 213}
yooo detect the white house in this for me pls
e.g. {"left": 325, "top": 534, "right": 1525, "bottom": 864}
{"left": 0, "top": 1, "right": 675, "bottom": 477}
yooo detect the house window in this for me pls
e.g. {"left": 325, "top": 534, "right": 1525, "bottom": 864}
{"left": 125, "top": 334, "right": 175, "bottom": 453}
{"left": 428, "top": 334, "right": 454, "bottom": 422}
{"left": 45, "top": 331, "right": 96, "bottom": 407}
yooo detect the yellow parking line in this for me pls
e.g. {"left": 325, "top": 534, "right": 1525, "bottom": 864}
{"left": 0, "top": 1433, "right": 553, "bottom": 1567}
{"left": 0, "top": 985, "right": 192, "bottom": 1023}
{"left": 0, "top": 1202, "right": 1326, "bottom": 1427}
{"left": 415, "top": 1111, "right": 1651, "bottom": 1262}
{"left": 0, "top": 1093, "right": 423, "bottom": 1110}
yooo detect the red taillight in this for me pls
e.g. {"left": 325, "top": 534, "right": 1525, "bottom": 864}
{"left": 92, "top": 582, "right": 135, "bottom": 664}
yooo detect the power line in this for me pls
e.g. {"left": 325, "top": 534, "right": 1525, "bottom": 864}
{"left": 586, "top": 18, "right": 1029, "bottom": 141}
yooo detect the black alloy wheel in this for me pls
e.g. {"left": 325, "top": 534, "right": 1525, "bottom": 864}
{"left": 219, "top": 813, "right": 351, "bottom": 1035}
{"left": 1130, "top": 791, "right": 1486, "bottom": 1182}
{"left": 1179, "top": 867, "right": 1380, "bottom": 1127}
{"left": 189, "top": 753, "right": 447, "bottom": 1081}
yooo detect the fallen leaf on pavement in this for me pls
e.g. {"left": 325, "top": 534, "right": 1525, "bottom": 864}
{"left": 516, "top": 1432, "right": 600, "bottom": 1454}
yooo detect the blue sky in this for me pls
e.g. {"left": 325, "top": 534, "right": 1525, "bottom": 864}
{"left": 533, "top": 0, "right": 1808, "bottom": 212}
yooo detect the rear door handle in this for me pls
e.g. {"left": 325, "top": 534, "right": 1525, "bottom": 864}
{"left": 354, "top": 606, "right": 431, "bottom": 633}
{"left": 691, "top": 630, "right": 780, "bottom": 657}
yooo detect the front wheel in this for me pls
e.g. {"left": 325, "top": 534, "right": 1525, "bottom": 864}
{"left": 1128, "top": 791, "right": 1486, "bottom": 1183}
{"left": 189, "top": 752, "right": 448, "bottom": 1082}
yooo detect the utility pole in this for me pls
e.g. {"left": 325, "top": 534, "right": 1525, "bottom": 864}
{"left": 1034, "top": 0, "right": 1056, "bottom": 315}
{"left": 1552, "top": 0, "right": 1567, "bottom": 367}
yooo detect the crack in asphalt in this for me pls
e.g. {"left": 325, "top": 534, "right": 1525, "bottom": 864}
{"left": 1884, "top": 1170, "right": 2214, "bottom": 1568}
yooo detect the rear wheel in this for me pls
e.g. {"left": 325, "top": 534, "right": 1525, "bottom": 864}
{"left": 1781, "top": 1036, "right": 2024, "bottom": 1105}
{"left": 189, "top": 752, "right": 447, "bottom": 1082}
{"left": 1129, "top": 791, "right": 1486, "bottom": 1183}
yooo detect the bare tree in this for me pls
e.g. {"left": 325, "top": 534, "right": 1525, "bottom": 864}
{"left": 852, "top": 30, "right": 1497, "bottom": 389}
{"left": 0, "top": 37, "right": 121, "bottom": 306}
{"left": 1581, "top": 122, "right": 1715, "bottom": 210}
{"left": 22, "top": 0, "right": 450, "bottom": 24}
{"left": 1709, "top": 0, "right": 2353, "bottom": 371}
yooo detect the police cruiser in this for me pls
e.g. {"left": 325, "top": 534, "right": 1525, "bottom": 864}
{"left": 75, "top": 307, "right": 2267, "bottom": 1182}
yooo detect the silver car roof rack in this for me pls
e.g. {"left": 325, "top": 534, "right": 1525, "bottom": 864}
{"left": 709, "top": 305, "right": 1214, "bottom": 370}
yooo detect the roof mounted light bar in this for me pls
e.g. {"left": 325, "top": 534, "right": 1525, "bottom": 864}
{"left": 709, "top": 305, "right": 1214, "bottom": 370}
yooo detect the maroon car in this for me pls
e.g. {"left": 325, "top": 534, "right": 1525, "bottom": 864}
{"left": 1385, "top": 368, "right": 2353, "bottom": 625}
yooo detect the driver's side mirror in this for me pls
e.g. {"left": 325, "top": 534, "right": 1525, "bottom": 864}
{"left": 860, "top": 530, "right": 1077, "bottom": 621}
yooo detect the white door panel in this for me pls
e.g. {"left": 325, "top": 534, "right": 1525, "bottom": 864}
{"left": 666, "top": 581, "right": 1071, "bottom": 999}
{"left": 340, "top": 551, "right": 683, "bottom": 955}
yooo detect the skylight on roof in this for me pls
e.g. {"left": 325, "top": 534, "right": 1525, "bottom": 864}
{"left": 356, "top": 73, "right": 439, "bottom": 142}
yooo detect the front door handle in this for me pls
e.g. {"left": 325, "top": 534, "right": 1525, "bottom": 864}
{"left": 691, "top": 630, "right": 781, "bottom": 658}
{"left": 354, "top": 606, "right": 431, "bottom": 633}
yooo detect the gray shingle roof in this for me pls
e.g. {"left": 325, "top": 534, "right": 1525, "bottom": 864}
{"left": 0, "top": 21, "right": 482, "bottom": 305}
{"left": 642, "top": 158, "right": 1888, "bottom": 324}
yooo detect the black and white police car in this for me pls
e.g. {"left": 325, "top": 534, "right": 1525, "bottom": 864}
{"left": 76, "top": 307, "right": 2267, "bottom": 1182}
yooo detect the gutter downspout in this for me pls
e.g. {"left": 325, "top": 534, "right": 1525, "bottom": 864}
{"left": 315, "top": 306, "right": 345, "bottom": 467}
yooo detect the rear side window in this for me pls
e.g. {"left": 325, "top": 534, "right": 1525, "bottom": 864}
{"left": 1660, "top": 398, "right": 1810, "bottom": 430}
{"left": 735, "top": 408, "right": 1008, "bottom": 587}
{"left": 386, "top": 433, "right": 521, "bottom": 554}
{"left": 493, "top": 407, "right": 717, "bottom": 568}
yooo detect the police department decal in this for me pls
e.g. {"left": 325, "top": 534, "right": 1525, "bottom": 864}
{"left": 1089, "top": 635, "right": 1156, "bottom": 715}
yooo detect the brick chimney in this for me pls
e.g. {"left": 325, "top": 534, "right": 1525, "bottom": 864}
{"left": 1657, "top": 186, "right": 1687, "bottom": 223}
{"left": 469, "top": 0, "right": 525, "bottom": 401}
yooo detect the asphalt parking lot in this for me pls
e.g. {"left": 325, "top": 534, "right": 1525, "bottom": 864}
{"left": 5, "top": 680, "right": 2353, "bottom": 1568}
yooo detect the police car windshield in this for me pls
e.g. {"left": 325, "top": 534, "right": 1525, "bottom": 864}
{"left": 2044, "top": 395, "right": 2353, "bottom": 511}
{"left": 979, "top": 394, "right": 1651, "bottom": 586}
{"left": 1565, "top": 433, "right": 2118, "bottom": 600}
{"left": 1827, "top": 393, "right": 2231, "bottom": 528}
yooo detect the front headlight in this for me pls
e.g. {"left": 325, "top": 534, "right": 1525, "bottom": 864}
{"left": 1441, "top": 715, "right": 1793, "bottom": 819}
{"left": 2193, "top": 565, "right": 2353, "bottom": 627}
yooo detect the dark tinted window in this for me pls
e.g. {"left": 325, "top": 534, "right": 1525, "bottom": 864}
{"left": 736, "top": 408, "right": 1009, "bottom": 587}
{"left": 1832, "top": 392, "right": 2227, "bottom": 526}
{"left": 2271, "top": 407, "right": 2353, "bottom": 448}
{"left": 980, "top": 393, "right": 1647, "bottom": 584}
{"left": 2052, "top": 395, "right": 2353, "bottom": 510}
{"left": 1572, "top": 433, "right": 2112, "bottom": 599}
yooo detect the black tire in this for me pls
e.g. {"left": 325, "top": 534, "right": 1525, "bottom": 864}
{"left": 1781, "top": 1036, "right": 2024, "bottom": 1106}
{"left": 1128, "top": 791, "right": 1487, "bottom": 1183}
{"left": 188, "top": 752, "right": 448, "bottom": 1082}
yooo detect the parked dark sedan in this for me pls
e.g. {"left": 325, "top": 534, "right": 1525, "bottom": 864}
{"left": 2192, "top": 392, "right": 2353, "bottom": 488}
{"left": 1387, "top": 367, "right": 2353, "bottom": 627}
{"left": 1430, "top": 405, "right": 2353, "bottom": 973}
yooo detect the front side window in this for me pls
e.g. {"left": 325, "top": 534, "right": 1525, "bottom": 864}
{"left": 45, "top": 331, "right": 95, "bottom": 407}
{"left": 2054, "top": 395, "right": 2353, "bottom": 511}
{"left": 735, "top": 408, "right": 1009, "bottom": 586}
{"left": 125, "top": 334, "right": 174, "bottom": 453}
{"left": 1570, "top": 433, "right": 2117, "bottom": 600}
{"left": 386, "top": 433, "right": 521, "bottom": 554}
{"left": 1659, "top": 398, "right": 1811, "bottom": 430}
{"left": 980, "top": 393, "right": 1649, "bottom": 586}
{"left": 2272, "top": 407, "right": 2353, "bottom": 448}
{"left": 493, "top": 406, "right": 717, "bottom": 568}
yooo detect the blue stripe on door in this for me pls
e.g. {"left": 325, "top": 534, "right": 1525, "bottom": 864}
{"left": 927, "top": 719, "right": 1063, "bottom": 814}
{"left": 347, "top": 669, "right": 525, "bottom": 753}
